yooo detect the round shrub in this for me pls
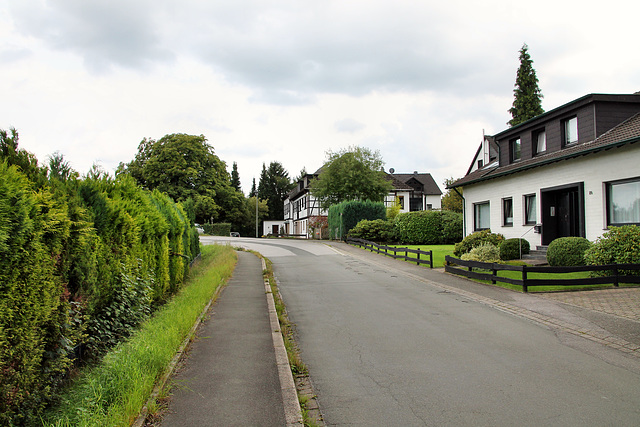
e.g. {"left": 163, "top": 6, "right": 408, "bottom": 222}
{"left": 584, "top": 225, "right": 640, "bottom": 276}
{"left": 460, "top": 243, "right": 500, "bottom": 263}
{"left": 546, "top": 237, "right": 592, "bottom": 266}
{"left": 454, "top": 230, "right": 504, "bottom": 257}
{"left": 348, "top": 219, "right": 396, "bottom": 242}
{"left": 499, "top": 238, "right": 530, "bottom": 261}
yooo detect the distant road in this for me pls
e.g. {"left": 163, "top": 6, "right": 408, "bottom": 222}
{"left": 201, "top": 236, "right": 640, "bottom": 426}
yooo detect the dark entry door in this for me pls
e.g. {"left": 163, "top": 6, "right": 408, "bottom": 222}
{"left": 541, "top": 183, "right": 585, "bottom": 245}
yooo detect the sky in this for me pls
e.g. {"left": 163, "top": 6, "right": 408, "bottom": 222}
{"left": 1, "top": 0, "right": 639, "bottom": 195}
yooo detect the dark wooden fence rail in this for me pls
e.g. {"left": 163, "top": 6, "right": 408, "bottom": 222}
{"left": 445, "top": 256, "right": 640, "bottom": 292}
{"left": 346, "top": 237, "right": 433, "bottom": 268}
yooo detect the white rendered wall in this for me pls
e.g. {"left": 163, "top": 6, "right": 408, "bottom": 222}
{"left": 462, "top": 144, "right": 639, "bottom": 247}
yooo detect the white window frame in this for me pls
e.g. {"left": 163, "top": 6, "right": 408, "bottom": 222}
{"left": 474, "top": 201, "right": 490, "bottom": 231}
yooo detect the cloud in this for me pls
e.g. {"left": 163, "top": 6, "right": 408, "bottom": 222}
{"left": 334, "top": 118, "right": 365, "bottom": 133}
{"left": 9, "top": 0, "right": 173, "bottom": 73}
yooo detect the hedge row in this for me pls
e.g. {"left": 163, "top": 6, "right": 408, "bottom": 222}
{"left": 328, "top": 200, "right": 386, "bottom": 240}
{"left": 0, "top": 162, "right": 199, "bottom": 425}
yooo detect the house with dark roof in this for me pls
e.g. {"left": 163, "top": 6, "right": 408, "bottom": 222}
{"left": 283, "top": 169, "right": 442, "bottom": 238}
{"left": 449, "top": 93, "right": 640, "bottom": 248}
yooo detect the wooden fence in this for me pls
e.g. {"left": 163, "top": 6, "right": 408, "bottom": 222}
{"left": 445, "top": 256, "right": 640, "bottom": 292}
{"left": 346, "top": 237, "right": 433, "bottom": 268}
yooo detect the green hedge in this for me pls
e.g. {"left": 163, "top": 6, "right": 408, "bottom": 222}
{"left": 203, "top": 222, "right": 231, "bottom": 236}
{"left": 500, "top": 238, "right": 530, "bottom": 261}
{"left": 454, "top": 229, "right": 504, "bottom": 257}
{"left": 0, "top": 162, "right": 200, "bottom": 424}
{"left": 395, "top": 210, "right": 462, "bottom": 245}
{"left": 328, "top": 200, "right": 386, "bottom": 240}
{"left": 348, "top": 219, "right": 396, "bottom": 242}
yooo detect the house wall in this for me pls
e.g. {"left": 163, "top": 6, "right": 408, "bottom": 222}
{"left": 425, "top": 194, "right": 441, "bottom": 210}
{"left": 462, "top": 143, "right": 640, "bottom": 247}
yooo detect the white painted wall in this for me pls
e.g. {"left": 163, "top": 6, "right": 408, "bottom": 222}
{"left": 462, "top": 144, "right": 640, "bottom": 247}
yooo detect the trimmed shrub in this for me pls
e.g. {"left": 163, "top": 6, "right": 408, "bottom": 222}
{"left": 546, "top": 237, "right": 592, "bottom": 266}
{"left": 454, "top": 230, "right": 505, "bottom": 257}
{"left": 460, "top": 243, "right": 500, "bottom": 263}
{"left": 500, "top": 238, "right": 530, "bottom": 261}
{"left": 328, "top": 200, "right": 386, "bottom": 240}
{"left": 585, "top": 226, "right": 640, "bottom": 276}
{"left": 203, "top": 222, "right": 231, "bottom": 236}
{"left": 394, "top": 210, "right": 463, "bottom": 245}
{"left": 348, "top": 219, "right": 396, "bottom": 242}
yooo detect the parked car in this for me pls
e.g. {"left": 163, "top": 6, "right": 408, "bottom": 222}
{"left": 230, "top": 232, "right": 240, "bottom": 237}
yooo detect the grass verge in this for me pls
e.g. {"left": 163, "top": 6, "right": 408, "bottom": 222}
{"left": 43, "top": 244, "right": 237, "bottom": 427}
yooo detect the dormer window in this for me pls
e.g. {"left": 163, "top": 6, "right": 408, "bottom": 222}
{"left": 533, "top": 129, "right": 546, "bottom": 155}
{"left": 562, "top": 116, "right": 578, "bottom": 146}
{"left": 510, "top": 137, "right": 521, "bottom": 162}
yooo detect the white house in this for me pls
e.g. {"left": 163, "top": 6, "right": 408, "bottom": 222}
{"left": 283, "top": 169, "right": 443, "bottom": 238}
{"left": 449, "top": 93, "right": 640, "bottom": 248}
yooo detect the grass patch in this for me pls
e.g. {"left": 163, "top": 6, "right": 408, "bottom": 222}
{"left": 43, "top": 244, "right": 237, "bottom": 427}
{"left": 387, "top": 244, "right": 455, "bottom": 268}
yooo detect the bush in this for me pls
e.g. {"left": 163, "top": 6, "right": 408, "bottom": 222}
{"left": 394, "top": 210, "right": 463, "bottom": 245}
{"left": 500, "top": 238, "right": 530, "bottom": 261}
{"left": 546, "top": 237, "right": 593, "bottom": 266}
{"left": 454, "top": 230, "right": 504, "bottom": 257}
{"left": 460, "top": 243, "right": 500, "bottom": 263}
{"left": 585, "top": 226, "right": 640, "bottom": 275}
{"left": 348, "top": 219, "right": 396, "bottom": 242}
{"left": 203, "top": 222, "right": 231, "bottom": 236}
{"left": 328, "top": 200, "right": 386, "bottom": 240}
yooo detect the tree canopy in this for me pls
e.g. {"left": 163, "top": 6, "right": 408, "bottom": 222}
{"left": 441, "top": 177, "right": 463, "bottom": 213}
{"left": 122, "top": 133, "right": 244, "bottom": 225}
{"left": 310, "top": 146, "right": 392, "bottom": 208}
{"left": 508, "top": 43, "right": 544, "bottom": 127}
{"left": 257, "top": 161, "right": 294, "bottom": 220}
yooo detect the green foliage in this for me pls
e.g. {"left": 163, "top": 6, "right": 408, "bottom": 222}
{"left": 547, "top": 237, "right": 593, "bottom": 267}
{"left": 386, "top": 197, "right": 401, "bottom": 220}
{"left": 441, "top": 178, "right": 463, "bottom": 213}
{"left": 204, "top": 222, "right": 232, "bottom": 236}
{"left": 122, "top": 133, "right": 242, "bottom": 226}
{"left": 310, "top": 146, "right": 392, "bottom": 208}
{"left": 460, "top": 243, "right": 501, "bottom": 263}
{"left": 257, "top": 161, "right": 294, "bottom": 221}
{"left": 328, "top": 200, "right": 386, "bottom": 240}
{"left": 499, "top": 238, "right": 531, "bottom": 261}
{"left": 454, "top": 230, "right": 505, "bottom": 257}
{"left": 0, "top": 140, "right": 200, "bottom": 422}
{"left": 508, "top": 43, "right": 544, "bottom": 127}
{"left": 348, "top": 219, "right": 397, "bottom": 242}
{"left": 395, "top": 210, "right": 463, "bottom": 245}
{"left": 584, "top": 226, "right": 640, "bottom": 275}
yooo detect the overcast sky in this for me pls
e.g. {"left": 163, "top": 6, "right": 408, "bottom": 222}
{"left": 1, "top": 0, "right": 638, "bottom": 194}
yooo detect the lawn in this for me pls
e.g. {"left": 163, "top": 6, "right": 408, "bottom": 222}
{"left": 387, "top": 244, "right": 455, "bottom": 268}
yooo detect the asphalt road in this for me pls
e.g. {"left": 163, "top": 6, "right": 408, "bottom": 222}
{"left": 203, "top": 236, "right": 640, "bottom": 426}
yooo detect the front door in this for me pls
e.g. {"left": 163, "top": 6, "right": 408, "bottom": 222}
{"left": 541, "top": 183, "right": 585, "bottom": 245}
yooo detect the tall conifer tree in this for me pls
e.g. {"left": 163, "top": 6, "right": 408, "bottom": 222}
{"left": 508, "top": 43, "right": 544, "bottom": 127}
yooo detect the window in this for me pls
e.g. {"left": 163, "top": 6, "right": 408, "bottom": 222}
{"left": 524, "top": 194, "right": 537, "bottom": 225}
{"left": 474, "top": 201, "right": 490, "bottom": 231}
{"left": 502, "top": 198, "right": 513, "bottom": 226}
{"left": 398, "top": 196, "right": 404, "bottom": 210}
{"left": 607, "top": 178, "right": 640, "bottom": 226}
{"left": 533, "top": 129, "right": 546, "bottom": 154}
{"left": 563, "top": 116, "right": 578, "bottom": 145}
{"left": 510, "top": 138, "right": 521, "bottom": 162}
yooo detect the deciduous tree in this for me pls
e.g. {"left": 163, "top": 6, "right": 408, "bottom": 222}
{"left": 310, "top": 146, "right": 392, "bottom": 208}
{"left": 441, "top": 177, "right": 463, "bottom": 213}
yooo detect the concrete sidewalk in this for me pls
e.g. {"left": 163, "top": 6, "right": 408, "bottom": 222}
{"left": 160, "top": 251, "right": 299, "bottom": 426}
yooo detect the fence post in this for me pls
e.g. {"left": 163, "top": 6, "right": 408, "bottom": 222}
{"left": 614, "top": 265, "right": 619, "bottom": 287}
{"left": 492, "top": 264, "right": 497, "bottom": 285}
{"left": 416, "top": 251, "right": 420, "bottom": 266}
{"left": 429, "top": 251, "right": 433, "bottom": 269}
{"left": 522, "top": 266, "right": 528, "bottom": 293}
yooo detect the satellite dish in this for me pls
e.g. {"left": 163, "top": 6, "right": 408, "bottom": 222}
{"left": 389, "top": 168, "right": 395, "bottom": 173}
